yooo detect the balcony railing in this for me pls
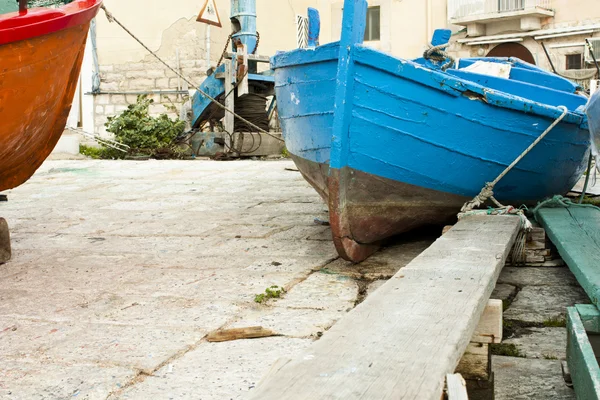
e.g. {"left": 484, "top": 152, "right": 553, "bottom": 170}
{"left": 449, "top": 0, "right": 553, "bottom": 21}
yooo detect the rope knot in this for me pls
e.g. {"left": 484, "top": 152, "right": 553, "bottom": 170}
{"left": 423, "top": 43, "right": 455, "bottom": 71}
{"left": 101, "top": 5, "right": 114, "bottom": 23}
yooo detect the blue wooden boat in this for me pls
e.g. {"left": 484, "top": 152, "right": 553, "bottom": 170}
{"left": 272, "top": 0, "right": 591, "bottom": 262}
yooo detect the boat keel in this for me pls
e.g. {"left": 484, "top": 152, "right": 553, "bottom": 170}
{"left": 329, "top": 169, "right": 382, "bottom": 263}
{"left": 0, "top": 218, "right": 11, "bottom": 264}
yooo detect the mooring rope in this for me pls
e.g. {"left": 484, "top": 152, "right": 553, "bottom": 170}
{"left": 460, "top": 106, "right": 569, "bottom": 214}
{"left": 100, "top": 5, "right": 284, "bottom": 143}
{"left": 458, "top": 105, "right": 569, "bottom": 264}
{"left": 423, "top": 43, "right": 455, "bottom": 71}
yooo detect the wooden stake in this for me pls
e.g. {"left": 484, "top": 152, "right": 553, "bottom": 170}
{"left": 206, "top": 326, "right": 276, "bottom": 343}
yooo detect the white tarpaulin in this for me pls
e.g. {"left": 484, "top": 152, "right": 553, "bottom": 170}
{"left": 462, "top": 61, "right": 512, "bottom": 79}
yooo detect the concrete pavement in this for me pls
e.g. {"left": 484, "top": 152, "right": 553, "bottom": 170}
{"left": 0, "top": 160, "right": 432, "bottom": 399}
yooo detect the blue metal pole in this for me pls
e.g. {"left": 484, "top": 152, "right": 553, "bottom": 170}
{"left": 230, "top": 0, "right": 257, "bottom": 54}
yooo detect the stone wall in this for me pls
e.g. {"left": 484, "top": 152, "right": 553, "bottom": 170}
{"left": 93, "top": 59, "right": 208, "bottom": 137}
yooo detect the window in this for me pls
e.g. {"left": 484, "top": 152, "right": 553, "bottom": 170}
{"left": 498, "top": 0, "right": 525, "bottom": 12}
{"left": 364, "top": 6, "right": 380, "bottom": 42}
{"left": 566, "top": 54, "right": 583, "bottom": 70}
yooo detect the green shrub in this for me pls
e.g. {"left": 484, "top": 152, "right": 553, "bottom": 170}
{"left": 96, "top": 95, "right": 186, "bottom": 159}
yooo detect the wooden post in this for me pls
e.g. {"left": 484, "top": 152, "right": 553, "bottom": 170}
{"left": 18, "top": 0, "right": 27, "bottom": 13}
{"left": 0, "top": 218, "right": 11, "bottom": 264}
{"left": 224, "top": 61, "right": 235, "bottom": 154}
{"left": 236, "top": 43, "right": 249, "bottom": 97}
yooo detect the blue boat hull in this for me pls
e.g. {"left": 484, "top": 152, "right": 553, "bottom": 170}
{"left": 273, "top": 41, "right": 590, "bottom": 261}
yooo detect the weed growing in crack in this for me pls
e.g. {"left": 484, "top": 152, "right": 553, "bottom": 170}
{"left": 491, "top": 343, "right": 526, "bottom": 358}
{"left": 543, "top": 353, "right": 559, "bottom": 360}
{"left": 255, "top": 286, "right": 286, "bottom": 304}
{"left": 543, "top": 317, "right": 567, "bottom": 328}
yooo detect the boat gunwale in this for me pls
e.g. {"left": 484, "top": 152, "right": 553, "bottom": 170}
{"left": 272, "top": 41, "right": 588, "bottom": 128}
{"left": 0, "top": 0, "right": 102, "bottom": 46}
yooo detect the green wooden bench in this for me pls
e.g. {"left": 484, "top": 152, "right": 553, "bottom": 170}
{"left": 536, "top": 203, "right": 600, "bottom": 399}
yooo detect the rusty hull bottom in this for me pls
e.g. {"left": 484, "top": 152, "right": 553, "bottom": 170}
{"left": 291, "top": 155, "right": 468, "bottom": 262}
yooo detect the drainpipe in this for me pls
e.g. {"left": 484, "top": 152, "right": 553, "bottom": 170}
{"left": 230, "top": 0, "right": 258, "bottom": 54}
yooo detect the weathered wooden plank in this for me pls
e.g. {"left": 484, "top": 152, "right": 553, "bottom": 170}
{"left": 537, "top": 207, "right": 600, "bottom": 306}
{"left": 567, "top": 307, "right": 600, "bottom": 400}
{"left": 206, "top": 326, "right": 276, "bottom": 343}
{"left": 249, "top": 216, "right": 520, "bottom": 400}
{"left": 472, "top": 300, "right": 502, "bottom": 344}
{"left": 446, "top": 374, "right": 469, "bottom": 400}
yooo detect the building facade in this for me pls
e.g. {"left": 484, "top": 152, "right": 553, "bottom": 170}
{"left": 69, "top": 0, "right": 599, "bottom": 138}
{"left": 69, "top": 0, "right": 448, "bottom": 137}
{"left": 447, "top": 0, "right": 600, "bottom": 89}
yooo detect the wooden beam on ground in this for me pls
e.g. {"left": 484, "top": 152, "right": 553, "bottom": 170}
{"left": 249, "top": 216, "right": 521, "bottom": 400}
{"left": 536, "top": 207, "right": 600, "bottom": 307}
{"left": 206, "top": 326, "right": 276, "bottom": 343}
{"left": 456, "top": 343, "right": 490, "bottom": 381}
{"left": 567, "top": 307, "right": 600, "bottom": 400}
{"left": 446, "top": 374, "right": 469, "bottom": 400}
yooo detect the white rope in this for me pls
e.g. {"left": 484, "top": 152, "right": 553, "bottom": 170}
{"left": 70, "top": 128, "right": 130, "bottom": 153}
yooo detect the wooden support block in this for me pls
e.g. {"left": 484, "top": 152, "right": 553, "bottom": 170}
{"left": 472, "top": 300, "right": 502, "bottom": 344}
{"left": 446, "top": 374, "right": 469, "bottom": 400}
{"left": 456, "top": 343, "right": 490, "bottom": 381}
{"left": 529, "top": 226, "right": 546, "bottom": 243}
{"left": 0, "top": 218, "right": 10, "bottom": 264}
{"left": 442, "top": 225, "right": 454, "bottom": 235}
{"left": 525, "top": 254, "right": 546, "bottom": 264}
{"left": 526, "top": 240, "right": 547, "bottom": 250}
{"left": 206, "top": 326, "right": 276, "bottom": 343}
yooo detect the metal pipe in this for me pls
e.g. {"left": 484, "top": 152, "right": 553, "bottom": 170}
{"left": 230, "top": 0, "right": 257, "bottom": 54}
{"left": 18, "top": 0, "right": 27, "bottom": 13}
{"left": 540, "top": 41, "right": 557, "bottom": 74}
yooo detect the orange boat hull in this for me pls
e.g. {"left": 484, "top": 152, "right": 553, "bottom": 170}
{"left": 0, "top": 24, "right": 90, "bottom": 191}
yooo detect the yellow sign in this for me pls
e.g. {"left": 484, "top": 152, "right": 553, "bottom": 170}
{"left": 197, "top": 0, "right": 222, "bottom": 28}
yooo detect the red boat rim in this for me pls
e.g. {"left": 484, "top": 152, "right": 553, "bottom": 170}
{"left": 0, "top": 0, "right": 102, "bottom": 46}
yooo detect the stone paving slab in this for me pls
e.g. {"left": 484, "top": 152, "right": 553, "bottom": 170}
{"left": 116, "top": 337, "right": 313, "bottom": 400}
{"left": 0, "top": 360, "right": 135, "bottom": 400}
{"left": 498, "top": 267, "right": 579, "bottom": 287}
{"left": 491, "top": 283, "right": 518, "bottom": 302}
{"left": 504, "top": 285, "right": 590, "bottom": 324}
{"left": 502, "top": 328, "right": 567, "bottom": 360}
{"left": 493, "top": 356, "right": 575, "bottom": 399}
